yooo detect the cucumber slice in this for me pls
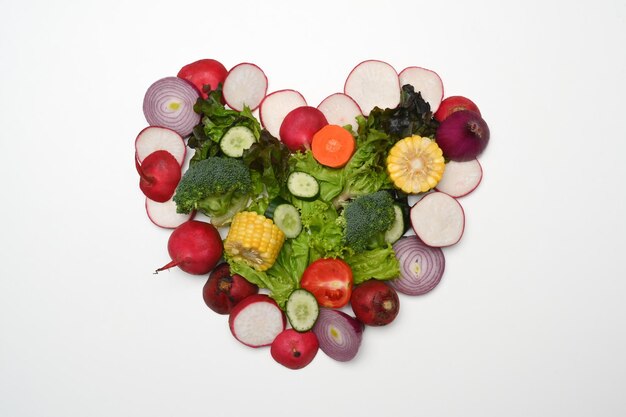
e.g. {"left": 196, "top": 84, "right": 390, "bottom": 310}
{"left": 273, "top": 204, "right": 302, "bottom": 238}
{"left": 287, "top": 171, "right": 319, "bottom": 200}
{"left": 264, "top": 196, "right": 291, "bottom": 219}
{"left": 220, "top": 126, "right": 256, "bottom": 157}
{"left": 384, "top": 204, "right": 406, "bottom": 244}
{"left": 286, "top": 289, "right": 319, "bottom": 332}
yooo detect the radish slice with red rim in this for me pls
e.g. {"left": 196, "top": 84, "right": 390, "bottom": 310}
{"left": 317, "top": 93, "right": 362, "bottom": 132}
{"left": 259, "top": 89, "right": 307, "bottom": 139}
{"left": 135, "top": 126, "right": 186, "bottom": 166}
{"left": 410, "top": 192, "right": 465, "bottom": 247}
{"left": 145, "top": 197, "right": 194, "bottom": 229}
{"left": 143, "top": 77, "right": 201, "bottom": 137}
{"left": 435, "top": 159, "right": 483, "bottom": 198}
{"left": 390, "top": 236, "right": 445, "bottom": 295}
{"left": 229, "top": 294, "right": 286, "bottom": 348}
{"left": 223, "top": 63, "right": 268, "bottom": 111}
{"left": 398, "top": 66, "right": 444, "bottom": 113}
{"left": 344, "top": 60, "right": 400, "bottom": 116}
{"left": 313, "top": 308, "right": 363, "bottom": 362}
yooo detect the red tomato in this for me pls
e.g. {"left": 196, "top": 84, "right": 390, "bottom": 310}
{"left": 300, "top": 258, "right": 353, "bottom": 308}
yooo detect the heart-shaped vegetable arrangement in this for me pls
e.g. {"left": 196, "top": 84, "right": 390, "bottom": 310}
{"left": 135, "top": 58, "right": 490, "bottom": 369}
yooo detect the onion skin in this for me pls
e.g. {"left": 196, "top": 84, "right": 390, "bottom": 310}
{"left": 390, "top": 236, "right": 445, "bottom": 295}
{"left": 435, "top": 110, "right": 490, "bottom": 161}
{"left": 313, "top": 308, "right": 363, "bottom": 362}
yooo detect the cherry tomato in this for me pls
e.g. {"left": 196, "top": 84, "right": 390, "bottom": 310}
{"left": 300, "top": 258, "right": 353, "bottom": 308}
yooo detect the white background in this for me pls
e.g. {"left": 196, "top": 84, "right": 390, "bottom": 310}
{"left": 1, "top": 0, "right": 625, "bottom": 416}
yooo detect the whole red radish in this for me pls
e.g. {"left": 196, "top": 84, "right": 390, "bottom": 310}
{"left": 202, "top": 263, "right": 258, "bottom": 314}
{"left": 279, "top": 106, "right": 328, "bottom": 152}
{"left": 434, "top": 95, "right": 481, "bottom": 122}
{"left": 177, "top": 59, "right": 228, "bottom": 98}
{"left": 156, "top": 220, "right": 223, "bottom": 275}
{"left": 350, "top": 280, "right": 400, "bottom": 326}
{"left": 136, "top": 150, "right": 181, "bottom": 203}
{"left": 271, "top": 329, "right": 319, "bottom": 370}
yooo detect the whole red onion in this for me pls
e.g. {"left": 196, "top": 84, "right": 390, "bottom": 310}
{"left": 435, "top": 110, "right": 490, "bottom": 161}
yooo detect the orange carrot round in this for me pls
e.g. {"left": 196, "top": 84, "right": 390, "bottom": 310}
{"left": 311, "top": 125, "right": 356, "bottom": 168}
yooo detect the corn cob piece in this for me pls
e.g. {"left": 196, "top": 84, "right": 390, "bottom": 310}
{"left": 386, "top": 135, "right": 446, "bottom": 194}
{"left": 224, "top": 211, "right": 285, "bottom": 271}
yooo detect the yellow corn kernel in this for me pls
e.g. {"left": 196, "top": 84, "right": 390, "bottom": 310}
{"left": 386, "top": 135, "right": 445, "bottom": 194}
{"left": 224, "top": 211, "right": 285, "bottom": 271}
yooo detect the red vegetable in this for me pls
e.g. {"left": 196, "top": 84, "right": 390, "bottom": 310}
{"left": 155, "top": 220, "right": 223, "bottom": 275}
{"left": 434, "top": 95, "right": 481, "bottom": 122}
{"left": 312, "top": 308, "right": 363, "bottom": 362}
{"left": 300, "top": 258, "right": 353, "bottom": 308}
{"left": 177, "top": 58, "right": 228, "bottom": 99}
{"left": 143, "top": 77, "right": 201, "bottom": 137}
{"left": 436, "top": 110, "right": 490, "bottom": 162}
{"left": 136, "top": 150, "right": 181, "bottom": 203}
{"left": 390, "top": 236, "right": 445, "bottom": 295}
{"left": 229, "top": 294, "right": 286, "bottom": 348}
{"left": 202, "top": 263, "right": 259, "bottom": 314}
{"left": 350, "top": 280, "right": 400, "bottom": 326}
{"left": 279, "top": 106, "right": 328, "bottom": 152}
{"left": 271, "top": 329, "right": 319, "bottom": 370}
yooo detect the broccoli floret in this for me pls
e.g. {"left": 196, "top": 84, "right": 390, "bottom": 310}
{"left": 173, "top": 157, "right": 253, "bottom": 226}
{"left": 340, "top": 190, "right": 396, "bottom": 253}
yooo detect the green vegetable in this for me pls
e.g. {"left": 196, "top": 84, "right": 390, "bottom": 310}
{"left": 343, "top": 244, "right": 400, "bottom": 285}
{"left": 339, "top": 190, "right": 396, "bottom": 253}
{"left": 294, "top": 199, "right": 346, "bottom": 260}
{"left": 367, "top": 84, "right": 440, "bottom": 141}
{"left": 187, "top": 87, "right": 261, "bottom": 164}
{"left": 173, "top": 157, "right": 253, "bottom": 226}
{"left": 242, "top": 130, "right": 291, "bottom": 201}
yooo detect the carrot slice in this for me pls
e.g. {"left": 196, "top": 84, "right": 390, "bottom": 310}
{"left": 311, "top": 125, "right": 356, "bottom": 168}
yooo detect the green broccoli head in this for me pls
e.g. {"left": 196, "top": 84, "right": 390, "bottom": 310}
{"left": 341, "top": 190, "right": 396, "bottom": 253}
{"left": 173, "top": 157, "right": 253, "bottom": 226}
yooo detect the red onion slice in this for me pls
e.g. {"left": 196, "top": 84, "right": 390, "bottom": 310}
{"left": 313, "top": 308, "right": 363, "bottom": 362}
{"left": 143, "top": 77, "right": 201, "bottom": 137}
{"left": 390, "top": 236, "right": 445, "bottom": 295}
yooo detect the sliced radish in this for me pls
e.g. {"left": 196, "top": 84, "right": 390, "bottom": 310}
{"left": 398, "top": 66, "right": 444, "bottom": 112}
{"left": 259, "top": 89, "right": 307, "bottom": 139}
{"left": 229, "top": 294, "right": 286, "bottom": 348}
{"left": 223, "top": 63, "right": 268, "bottom": 112}
{"left": 145, "top": 197, "right": 194, "bottom": 229}
{"left": 410, "top": 192, "right": 465, "bottom": 247}
{"left": 435, "top": 159, "right": 483, "bottom": 198}
{"left": 135, "top": 126, "right": 186, "bottom": 166}
{"left": 344, "top": 60, "right": 400, "bottom": 116}
{"left": 390, "top": 236, "right": 445, "bottom": 295}
{"left": 317, "top": 93, "right": 363, "bottom": 132}
{"left": 143, "top": 77, "right": 201, "bottom": 137}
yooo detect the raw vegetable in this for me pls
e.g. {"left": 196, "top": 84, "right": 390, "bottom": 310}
{"left": 300, "top": 258, "right": 353, "bottom": 308}
{"left": 145, "top": 197, "right": 194, "bottom": 229}
{"left": 311, "top": 124, "right": 356, "bottom": 168}
{"left": 340, "top": 190, "right": 397, "bottom": 253}
{"left": 434, "top": 95, "right": 481, "bottom": 122}
{"left": 390, "top": 236, "right": 445, "bottom": 295}
{"left": 344, "top": 60, "right": 400, "bottom": 116}
{"left": 398, "top": 66, "right": 444, "bottom": 112}
{"left": 136, "top": 150, "right": 181, "bottom": 203}
{"left": 279, "top": 106, "right": 328, "bottom": 152}
{"left": 317, "top": 93, "right": 362, "bottom": 132}
{"left": 223, "top": 63, "right": 268, "bottom": 111}
{"left": 342, "top": 245, "right": 400, "bottom": 284}
{"left": 272, "top": 204, "right": 302, "bottom": 238}
{"left": 173, "top": 156, "right": 254, "bottom": 226}
{"left": 188, "top": 87, "right": 261, "bottom": 164}
{"left": 143, "top": 77, "right": 201, "bottom": 137}
{"left": 155, "top": 220, "right": 223, "bottom": 275}
{"left": 260, "top": 89, "right": 307, "bottom": 139}
{"left": 287, "top": 171, "right": 320, "bottom": 200}
{"left": 229, "top": 294, "right": 286, "bottom": 348}
{"left": 135, "top": 126, "right": 186, "bottom": 166}
{"left": 313, "top": 308, "right": 364, "bottom": 362}
{"left": 285, "top": 289, "right": 319, "bottom": 332}
{"left": 350, "top": 280, "right": 400, "bottom": 326}
{"left": 177, "top": 59, "right": 228, "bottom": 99}
{"left": 224, "top": 211, "right": 285, "bottom": 272}
{"left": 436, "top": 110, "right": 490, "bottom": 161}
{"left": 435, "top": 159, "right": 483, "bottom": 197}
{"left": 386, "top": 135, "right": 445, "bottom": 194}
{"left": 410, "top": 192, "right": 465, "bottom": 247}
{"left": 219, "top": 126, "right": 256, "bottom": 157}
{"left": 271, "top": 329, "right": 319, "bottom": 370}
{"left": 384, "top": 205, "right": 406, "bottom": 244}
{"left": 202, "top": 263, "right": 259, "bottom": 314}
{"left": 242, "top": 130, "right": 292, "bottom": 202}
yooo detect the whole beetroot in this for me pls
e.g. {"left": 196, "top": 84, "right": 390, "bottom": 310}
{"left": 203, "top": 263, "right": 258, "bottom": 314}
{"left": 350, "top": 280, "right": 400, "bottom": 326}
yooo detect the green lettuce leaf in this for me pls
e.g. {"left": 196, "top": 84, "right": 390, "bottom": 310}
{"left": 343, "top": 244, "right": 400, "bottom": 285}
